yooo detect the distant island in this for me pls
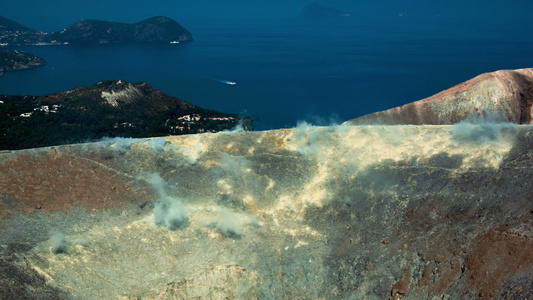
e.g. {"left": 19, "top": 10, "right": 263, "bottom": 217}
{"left": 0, "top": 48, "right": 46, "bottom": 75}
{"left": 0, "top": 80, "right": 253, "bottom": 150}
{"left": 0, "top": 16, "right": 46, "bottom": 45}
{"left": 301, "top": 3, "right": 351, "bottom": 18}
{"left": 0, "top": 16, "right": 192, "bottom": 45}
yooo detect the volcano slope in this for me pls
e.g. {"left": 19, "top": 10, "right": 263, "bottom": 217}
{"left": 1, "top": 121, "right": 533, "bottom": 299}
{"left": 347, "top": 68, "right": 533, "bottom": 125}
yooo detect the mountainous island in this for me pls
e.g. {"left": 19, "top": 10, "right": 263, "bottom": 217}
{"left": 0, "top": 16, "right": 46, "bottom": 45}
{"left": 0, "top": 16, "right": 192, "bottom": 45}
{"left": 0, "top": 15, "right": 190, "bottom": 75}
{"left": 1, "top": 69, "right": 533, "bottom": 299}
{"left": 0, "top": 48, "right": 46, "bottom": 75}
{"left": 0, "top": 80, "right": 252, "bottom": 150}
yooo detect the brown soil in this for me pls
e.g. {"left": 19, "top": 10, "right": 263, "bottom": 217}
{"left": 0, "top": 151, "right": 131, "bottom": 217}
{"left": 465, "top": 223, "right": 533, "bottom": 299}
{"left": 390, "top": 267, "right": 410, "bottom": 299}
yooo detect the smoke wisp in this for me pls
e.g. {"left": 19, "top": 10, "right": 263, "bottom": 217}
{"left": 451, "top": 121, "right": 518, "bottom": 144}
{"left": 51, "top": 232, "right": 68, "bottom": 254}
{"left": 211, "top": 207, "right": 258, "bottom": 238}
{"left": 145, "top": 173, "right": 189, "bottom": 231}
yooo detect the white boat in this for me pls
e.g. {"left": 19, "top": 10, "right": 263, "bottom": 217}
{"left": 170, "top": 41, "right": 180, "bottom": 44}
{"left": 213, "top": 78, "right": 237, "bottom": 85}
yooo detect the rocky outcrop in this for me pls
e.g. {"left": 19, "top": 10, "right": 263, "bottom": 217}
{"left": 347, "top": 68, "right": 533, "bottom": 125}
{"left": 1, "top": 122, "right": 533, "bottom": 299}
{"left": 43, "top": 80, "right": 197, "bottom": 116}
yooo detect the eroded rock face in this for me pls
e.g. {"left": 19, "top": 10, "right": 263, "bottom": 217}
{"left": 347, "top": 68, "right": 533, "bottom": 125}
{"left": 1, "top": 124, "right": 532, "bottom": 299}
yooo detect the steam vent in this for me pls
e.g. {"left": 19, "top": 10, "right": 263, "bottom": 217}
{"left": 2, "top": 69, "right": 533, "bottom": 299}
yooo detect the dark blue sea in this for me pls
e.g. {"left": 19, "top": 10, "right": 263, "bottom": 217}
{"left": 2, "top": 15, "right": 533, "bottom": 130}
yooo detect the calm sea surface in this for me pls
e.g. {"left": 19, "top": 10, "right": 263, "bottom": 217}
{"left": 2, "top": 16, "right": 533, "bottom": 130}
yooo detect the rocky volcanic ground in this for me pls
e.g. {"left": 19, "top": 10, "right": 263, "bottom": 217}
{"left": 1, "top": 122, "right": 532, "bottom": 299}
{"left": 1, "top": 69, "right": 533, "bottom": 299}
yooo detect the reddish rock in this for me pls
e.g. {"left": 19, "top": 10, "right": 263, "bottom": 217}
{"left": 465, "top": 225, "right": 533, "bottom": 299}
{"left": 0, "top": 151, "right": 132, "bottom": 215}
{"left": 390, "top": 268, "right": 410, "bottom": 299}
{"left": 347, "top": 68, "right": 533, "bottom": 125}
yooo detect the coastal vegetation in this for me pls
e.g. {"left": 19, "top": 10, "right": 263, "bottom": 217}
{"left": 0, "top": 48, "right": 46, "bottom": 75}
{"left": 0, "top": 81, "right": 253, "bottom": 150}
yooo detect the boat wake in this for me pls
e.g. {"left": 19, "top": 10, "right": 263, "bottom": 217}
{"left": 213, "top": 78, "right": 237, "bottom": 85}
